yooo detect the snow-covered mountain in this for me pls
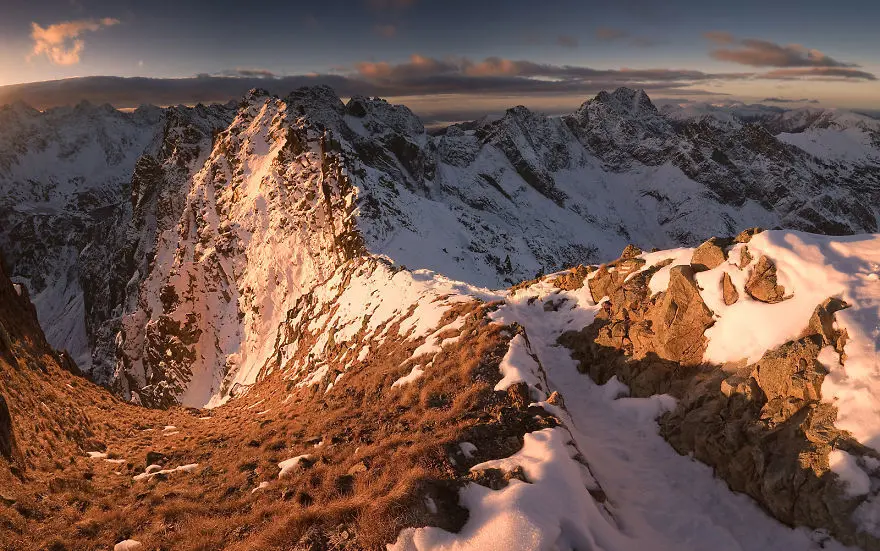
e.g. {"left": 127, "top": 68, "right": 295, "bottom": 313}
{"left": 1, "top": 87, "right": 879, "bottom": 409}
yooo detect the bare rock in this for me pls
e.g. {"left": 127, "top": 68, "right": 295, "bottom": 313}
{"left": 722, "top": 272, "right": 739, "bottom": 306}
{"left": 691, "top": 237, "right": 728, "bottom": 271}
{"left": 745, "top": 256, "right": 787, "bottom": 303}
{"left": 807, "top": 297, "right": 850, "bottom": 353}
{"left": 738, "top": 245, "right": 753, "bottom": 269}
{"left": 651, "top": 266, "right": 715, "bottom": 365}
{"left": 588, "top": 265, "right": 622, "bottom": 303}
{"left": 114, "top": 540, "right": 144, "bottom": 551}
{"left": 734, "top": 227, "right": 764, "bottom": 243}
{"left": 552, "top": 265, "right": 592, "bottom": 291}
{"left": 621, "top": 244, "right": 643, "bottom": 260}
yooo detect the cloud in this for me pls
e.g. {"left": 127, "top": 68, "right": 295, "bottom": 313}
{"left": 557, "top": 35, "right": 579, "bottom": 48}
{"left": 218, "top": 68, "right": 278, "bottom": 79}
{"left": 759, "top": 67, "right": 876, "bottom": 81}
{"left": 2, "top": 52, "right": 874, "bottom": 111}
{"left": 596, "top": 27, "right": 628, "bottom": 41}
{"left": 763, "top": 97, "right": 820, "bottom": 104}
{"left": 705, "top": 33, "right": 857, "bottom": 68}
{"left": 30, "top": 18, "right": 119, "bottom": 65}
{"left": 703, "top": 31, "right": 735, "bottom": 44}
{"left": 374, "top": 24, "right": 397, "bottom": 38}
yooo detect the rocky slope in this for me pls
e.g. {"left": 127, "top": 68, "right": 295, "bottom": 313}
{"left": 2, "top": 87, "right": 880, "bottom": 408}
{"left": 4, "top": 227, "right": 880, "bottom": 550}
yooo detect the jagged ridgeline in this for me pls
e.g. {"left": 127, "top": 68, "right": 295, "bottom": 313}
{"left": 3, "top": 226, "right": 880, "bottom": 549}
{"left": 1, "top": 86, "right": 879, "bottom": 411}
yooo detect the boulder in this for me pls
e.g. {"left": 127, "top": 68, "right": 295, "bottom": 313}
{"left": 745, "top": 256, "right": 787, "bottom": 303}
{"left": 722, "top": 272, "right": 739, "bottom": 306}
{"left": 651, "top": 266, "right": 715, "bottom": 365}
{"left": 114, "top": 540, "right": 144, "bottom": 551}
{"left": 691, "top": 237, "right": 728, "bottom": 271}
{"left": 807, "top": 297, "right": 850, "bottom": 353}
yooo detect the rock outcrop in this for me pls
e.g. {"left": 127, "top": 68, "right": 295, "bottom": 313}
{"left": 746, "top": 255, "right": 788, "bottom": 303}
{"left": 690, "top": 237, "right": 728, "bottom": 271}
{"left": 560, "top": 241, "right": 880, "bottom": 550}
{"left": 721, "top": 272, "right": 739, "bottom": 305}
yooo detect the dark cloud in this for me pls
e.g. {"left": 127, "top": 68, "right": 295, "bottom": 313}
{"left": 762, "top": 97, "right": 820, "bottom": 104}
{"left": 0, "top": 53, "right": 871, "bottom": 111}
{"left": 217, "top": 68, "right": 277, "bottom": 79}
{"left": 706, "top": 33, "right": 859, "bottom": 68}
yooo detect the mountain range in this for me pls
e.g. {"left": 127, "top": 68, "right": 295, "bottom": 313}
{"left": 2, "top": 86, "right": 880, "bottom": 549}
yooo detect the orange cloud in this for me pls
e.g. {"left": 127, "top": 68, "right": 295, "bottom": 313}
{"left": 705, "top": 33, "right": 857, "bottom": 68}
{"left": 30, "top": 18, "right": 119, "bottom": 65}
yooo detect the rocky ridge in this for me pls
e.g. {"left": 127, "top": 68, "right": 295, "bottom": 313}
{"left": 2, "top": 87, "right": 880, "bottom": 408}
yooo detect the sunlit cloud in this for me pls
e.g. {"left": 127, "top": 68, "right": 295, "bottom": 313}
{"left": 29, "top": 18, "right": 119, "bottom": 66}
{"left": 705, "top": 32, "right": 858, "bottom": 68}
{"left": 759, "top": 67, "right": 876, "bottom": 81}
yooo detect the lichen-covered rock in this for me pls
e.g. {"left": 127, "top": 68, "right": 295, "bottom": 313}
{"left": 745, "top": 255, "right": 788, "bottom": 303}
{"left": 722, "top": 272, "right": 739, "bottom": 305}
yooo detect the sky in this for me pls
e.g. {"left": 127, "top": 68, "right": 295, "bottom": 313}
{"left": 1, "top": 0, "right": 879, "bottom": 119}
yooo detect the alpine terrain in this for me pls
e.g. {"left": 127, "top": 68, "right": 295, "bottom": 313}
{"left": 1, "top": 87, "right": 880, "bottom": 550}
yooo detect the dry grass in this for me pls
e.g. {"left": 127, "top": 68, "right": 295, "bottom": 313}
{"left": 1, "top": 278, "right": 559, "bottom": 550}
